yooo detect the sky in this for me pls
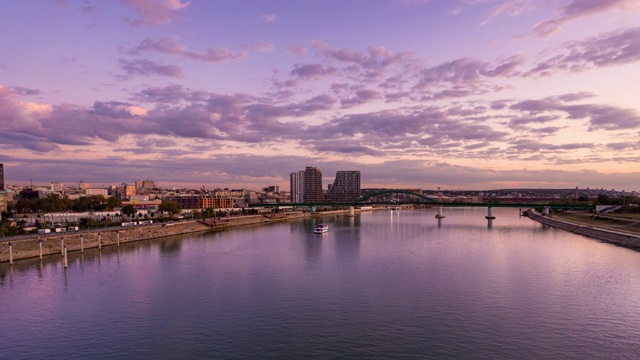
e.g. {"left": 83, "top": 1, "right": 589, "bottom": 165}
{"left": 1, "top": 0, "right": 640, "bottom": 191}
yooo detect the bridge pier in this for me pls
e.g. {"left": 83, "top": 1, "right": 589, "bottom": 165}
{"left": 435, "top": 206, "right": 445, "bottom": 219}
{"left": 543, "top": 207, "right": 550, "bottom": 216}
{"left": 348, "top": 206, "right": 355, "bottom": 217}
{"left": 485, "top": 206, "right": 496, "bottom": 220}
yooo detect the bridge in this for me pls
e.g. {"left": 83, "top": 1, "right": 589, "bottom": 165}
{"left": 248, "top": 189, "right": 596, "bottom": 220}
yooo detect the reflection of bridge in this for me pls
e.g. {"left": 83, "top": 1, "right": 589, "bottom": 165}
{"left": 249, "top": 189, "right": 596, "bottom": 220}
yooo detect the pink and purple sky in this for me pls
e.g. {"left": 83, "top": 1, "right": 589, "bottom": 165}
{"left": 1, "top": 0, "right": 640, "bottom": 191}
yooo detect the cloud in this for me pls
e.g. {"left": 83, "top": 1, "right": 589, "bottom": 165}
{"left": 480, "top": 0, "right": 531, "bottom": 25}
{"left": 528, "top": 26, "right": 640, "bottom": 76}
{"left": 243, "top": 41, "right": 274, "bottom": 53}
{"left": 563, "top": 104, "right": 640, "bottom": 131}
{"left": 288, "top": 45, "right": 308, "bottom": 56}
{"left": 532, "top": 0, "right": 638, "bottom": 36}
{"left": 121, "top": 0, "right": 190, "bottom": 26}
{"left": 131, "top": 37, "right": 247, "bottom": 63}
{"left": 130, "top": 84, "right": 209, "bottom": 103}
{"left": 259, "top": 14, "right": 276, "bottom": 23}
{"left": 291, "top": 64, "right": 341, "bottom": 79}
{"left": 508, "top": 94, "right": 640, "bottom": 131}
{"left": 9, "top": 86, "right": 42, "bottom": 96}
{"left": 417, "top": 55, "right": 523, "bottom": 87}
{"left": 118, "top": 58, "right": 184, "bottom": 79}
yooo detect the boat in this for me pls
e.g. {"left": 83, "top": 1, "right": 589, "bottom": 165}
{"left": 314, "top": 224, "right": 329, "bottom": 234}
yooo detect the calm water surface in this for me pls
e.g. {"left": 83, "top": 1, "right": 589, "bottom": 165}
{"left": 2, "top": 208, "right": 640, "bottom": 359}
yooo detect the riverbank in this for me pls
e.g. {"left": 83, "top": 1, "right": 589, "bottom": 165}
{"left": 0, "top": 208, "right": 376, "bottom": 263}
{"left": 527, "top": 210, "right": 640, "bottom": 252}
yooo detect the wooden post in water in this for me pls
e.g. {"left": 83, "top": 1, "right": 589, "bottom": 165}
{"left": 98, "top": 232, "right": 102, "bottom": 250}
{"left": 485, "top": 206, "right": 496, "bottom": 220}
{"left": 60, "top": 237, "right": 64, "bottom": 256}
{"left": 80, "top": 235, "right": 84, "bottom": 253}
{"left": 39, "top": 240, "right": 43, "bottom": 260}
{"left": 8, "top": 242, "right": 13, "bottom": 265}
{"left": 63, "top": 245, "right": 68, "bottom": 268}
{"left": 117, "top": 231, "right": 120, "bottom": 247}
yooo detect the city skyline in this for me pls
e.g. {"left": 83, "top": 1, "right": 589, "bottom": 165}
{"left": 1, "top": 1, "right": 640, "bottom": 190}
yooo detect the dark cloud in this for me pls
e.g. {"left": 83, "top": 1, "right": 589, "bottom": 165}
{"left": 118, "top": 58, "right": 183, "bottom": 79}
{"left": 291, "top": 64, "right": 340, "bottom": 79}
{"left": 10, "top": 86, "right": 41, "bottom": 96}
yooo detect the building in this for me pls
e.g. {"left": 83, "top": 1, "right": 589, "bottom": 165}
{"left": 85, "top": 188, "right": 108, "bottom": 197}
{"left": 124, "top": 184, "right": 137, "bottom": 199}
{"left": 135, "top": 179, "right": 143, "bottom": 190}
{"left": 290, "top": 173, "right": 299, "bottom": 203}
{"left": 172, "top": 195, "right": 234, "bottom": 209}
{"left": 51, "top": 182, "right": 64, "bottom": 192}
{"left": 79, "top": 180, "right": 91, "bottom": 190}
{"left": 304, "top": 166, "right": 323, "bottom": 203}
{"left": 326, "top": 171, "right": 361, "bottom": 202}
{"left": 0, "top": 163, "right": 4, "bottom": 191}
{"left": 142, "top": 180, "right": 155, "bottom": 190}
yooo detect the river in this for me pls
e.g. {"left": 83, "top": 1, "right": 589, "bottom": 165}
{"left": 1, "top": 207, "right": 640, "bottom": 359}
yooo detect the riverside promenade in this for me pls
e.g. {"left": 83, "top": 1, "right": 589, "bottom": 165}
{"left": 527, "top": 210, "right": 640, "bottom": 252}
{"left": 0, "top": 209, "right": 367, "bottom": 264}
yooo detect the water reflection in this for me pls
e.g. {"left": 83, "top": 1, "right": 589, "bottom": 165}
{"left": 159, "top": 239, "right": 182, "bottom": 254}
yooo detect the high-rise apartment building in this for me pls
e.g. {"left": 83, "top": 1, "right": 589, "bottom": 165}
{"left": 135, "top": 179, "right": 143, "bottom": 190}
{"left": 326, "top": 171, "right": 361, "bottom": 202}
{"left": 0, "top": 163, "right": 4, "bottom": 191}
{"left": 51, "top": 182, "right": 64, "bottom": 192}
{"left": 304, "top": 166, "right": 323, "bottom": 203}
{"left": 290, "top": 173, "right": 300, "bottom": 203}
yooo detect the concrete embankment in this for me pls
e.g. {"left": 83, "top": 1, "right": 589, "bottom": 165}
{"left": 0, "top": 208, "right": 375, "bottom": 263}
{"left": 527, "top": 211, "right": 640, "bottom": 252}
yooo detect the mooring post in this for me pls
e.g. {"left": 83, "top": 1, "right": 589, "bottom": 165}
{"left": 8, "top": 242, "right": 13, "bottom": 265}
{"left": 485, "top": 206, "right": 496, "bottom": 220}
{"left": 63, "top": 245, "right": 68, "bottom": 268}
{"left": 117, "top": 230, "right": 120, "bottom": 247}
{"left": 80, "top": 235, "right": 84, "bottom": 253}
{"left": 348, "top": 206, "right": 355, "bottom": 217}
{"left": 98, "top": 232, "right": 102, "bottom": 250}
{"left": 61, "top": 237, "right": 64, "bottom": 256}
{"left": 39, "top": 240, "right": 43, "bottom": 260}
{"left": 435, "top": 206, "right": 445, "bottom": 219}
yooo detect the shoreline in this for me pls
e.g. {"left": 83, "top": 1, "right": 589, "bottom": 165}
{"left": 0, "top": 209, "right": 370, "bottom": 264}
{"left": 527, "top": 210, "right": 640, "bottom": 252}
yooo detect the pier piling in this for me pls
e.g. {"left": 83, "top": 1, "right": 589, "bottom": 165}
{"left": 8, "top": 242, "right": 13, "bottom": 265}
{"left": 63, "top": 245, "right": 68, "bottom": 268}
{"left": 39, "top": 240, "right": 43, "bottom": 260}
{"left": 80, "top": 235, "right": 84, "bottom": 253}
{"left": 60, "top": 237, "right": 64, "bottom": 256}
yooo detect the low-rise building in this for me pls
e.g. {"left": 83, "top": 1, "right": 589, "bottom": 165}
{"left": 172, "top": 195, "right": 234, "bottom": 209}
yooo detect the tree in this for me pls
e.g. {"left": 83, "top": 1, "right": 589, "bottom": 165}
{"left": 121, "top": 204, "right": 136, "bottom": 217}
{"left": 106, "top": 196, "right": 122, "bottom": 210}
{"left": 159, "top": 200, "right": 181, "bottom": 215}
{"left": 597, "top": 194, "right": 611, "bottom": 205}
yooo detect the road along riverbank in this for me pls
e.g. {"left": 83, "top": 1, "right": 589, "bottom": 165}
{"left": 527, "top": 210, "right": 640, "bottom": 252}
{"left": 0, "top": 208, "right": 377, "bottom": 263}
